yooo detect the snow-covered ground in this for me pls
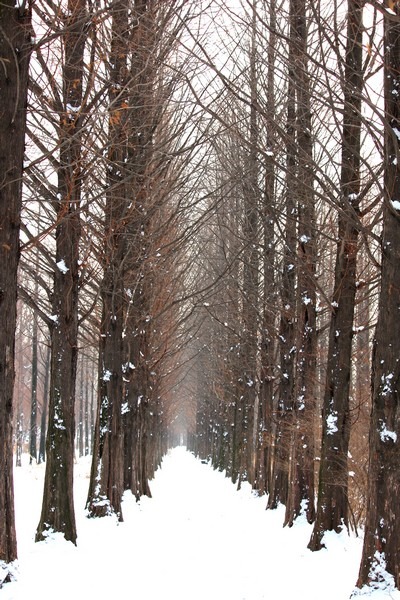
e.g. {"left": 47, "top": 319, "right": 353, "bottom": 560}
{"left": 1, "top": 447, "right": 398, "bottom": 600}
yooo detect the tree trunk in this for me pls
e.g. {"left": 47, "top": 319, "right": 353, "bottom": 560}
{"left": 284, "top": 0, "right": 316, "bottom": 528}
{"left": 86, "top": 289, "right": 125, "bottom": 518}
{"left": 86, "top": 0, "right": 132, "bottom": 519}
{"left": 309, "top": 0, "right": 363, "bottom": 550}
{"left": 36, "top": 209, "right": 81, "bottom": 542}
{"left": 267, "top": 44, "right": 297, "bottom": 511}
{"left": 36, "top": 0, "right": 87, "bottom": 544}
{"left": 356, "top": 1, "right": 400, "bottom": 590}
{"left": 38, "top": 345, "right": 50, "bottom": 464}
{"left": 78, "top": 362, "right": 84, "bottom": 458}
{"left": 239, "top": 0, "right": 260, "bottom": 489}
{"left": 258, "top": 0, "right": 277, "bottom": 498}
{"left": 0, "top": 0, "right": 32, "bottom": 568}
{"left": 15, "top": 322, "right": 24, "bottom": 468}
{"left": 29, "top": 308, "right": 38, "bottom": 464}
{"left": 84, "top": 356, "right": 90, "bottom": 456}
{"left": 122, "top": 0, "right": 155, "bottom": 500}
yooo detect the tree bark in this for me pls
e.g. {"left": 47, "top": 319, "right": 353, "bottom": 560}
{"left": 267, "top": 35, "right": 297, "bottom": 511}
{"left": 0, "top": 0, "right": 32, "bottom": 569}
{"left": 258, "top": 0, "right": 276, "bottom": 498}
{"left": 38, "top": 344, "right": 50, "bottom": 464}
{"left": 285, "top": 0, "right": 316, "bottom": 527}
{"left": 240, "top": 0, "right": 260, "bottom": 489}
{"left": 36, "top": 0, "right": 87, "bottom": 544}
{"left": 122, "top": 0, "right": 155, "bottom": 500}
{"left": 356, "top": 0, "right": 400, "bottom": 590}
{"left": 309, "top": 0, "right": 363, "bottom": 550}
{"left": 87, "top": 0, "right": 136, "bottom": 519}
{"left": 29, "top": 306, "right": 38, "bottom": 464}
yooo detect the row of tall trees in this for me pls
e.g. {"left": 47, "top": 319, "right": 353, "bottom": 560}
{"left": 25, "top": 0, "right": 204, "bottom": 542}
{"left": 185, "top": 0, "right": 400, "bottom": 593}
{"left": 1, "top": 0, "right": 400, "bottom": 595}
{"left": 1, "top": 0, "right": 204, "bottom": 574}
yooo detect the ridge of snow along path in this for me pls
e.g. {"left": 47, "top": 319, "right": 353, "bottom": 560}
{"left": 2, "top": 446, "right": 396, "bottom": 600}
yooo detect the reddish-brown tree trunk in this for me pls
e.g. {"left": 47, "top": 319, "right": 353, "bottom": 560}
{"left": 356, "top": 1, "right": 400, "bottom": 590}
{"left": 36, "top": 0, "right": 87, "bottom": 544}
{"left": 0, "top": 0, "right": 32, "bottom": 569}
{"left": 267, "top": 44, "right": 297, "bottom": 511}
{"left": 86, "top": 0, "right": 150, "bottom": 518}
{"left": 309, "top": 0, "right": 363, "bottom": 550}
{"left": 257, "top": 0, "right": 277, "bottom": 498}
{"left": 284, "top": 0, "right": 316, "bottom": 528}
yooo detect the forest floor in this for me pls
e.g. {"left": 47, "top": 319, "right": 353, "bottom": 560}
{"left": 1, "top": 446, "right": 398, "bottom": 600}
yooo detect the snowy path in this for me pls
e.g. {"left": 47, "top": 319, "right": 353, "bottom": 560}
{"left": 3, "top": 447, "right": 368, "bottom": 599}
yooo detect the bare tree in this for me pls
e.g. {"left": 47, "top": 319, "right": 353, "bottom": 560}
{"left": 267, "top": 3, "right": 297, "bottom": 512}
{"left": 356, "top": 1, "right": 400, "bottom": 591}
{"left": 257, "top": 0, "right": 277, "bottom": 498}
{"left": 284, "top": 0, "right": 316, "bottom": 528}
{"left": 0, "top": 0, "right": 32, "bottom": 575}
{"left": 309, "top": 0, "right": 363, "bottom": 550}
{"left": 35, "top": 0, "right": 89, "bottom": 544}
